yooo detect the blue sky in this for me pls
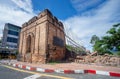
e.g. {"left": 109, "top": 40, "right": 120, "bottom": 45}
{"left": 32, "top": 0, "right": 107, "bottom": 20}
{"left": 32, "top": 0, "right": 77, "bottom": 20}
{"left": 0, "top": 0, "right": 120, "bottom": 51}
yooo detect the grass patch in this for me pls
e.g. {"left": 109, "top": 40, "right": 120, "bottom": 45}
{"left": 47, "top": 61, "right": 61, "bottom": 65}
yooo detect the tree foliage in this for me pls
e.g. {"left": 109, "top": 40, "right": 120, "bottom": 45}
{"left": 90, "top": 23, "right": 120, "bottom": 55}
{"left": 90, "top": 35, "right": 99, "bottom": 45}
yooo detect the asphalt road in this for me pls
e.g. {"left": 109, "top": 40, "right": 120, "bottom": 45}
{"left": 0, "top": 64, "right": 32, "bottom": 79}
{"left": 0, "top": 63, "right": 119, "bottom": 79}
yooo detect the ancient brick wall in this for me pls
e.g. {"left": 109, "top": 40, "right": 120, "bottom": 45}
{"left": 18, "top": 9, "right": 65, "bottom": 63}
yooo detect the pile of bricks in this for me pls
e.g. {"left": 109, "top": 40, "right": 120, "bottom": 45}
{"left": 75, "top": 55, "right": 120, "bottom": 67}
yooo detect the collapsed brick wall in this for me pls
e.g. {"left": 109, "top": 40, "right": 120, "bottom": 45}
{"left": 75, "top": 55, "right": 120, "bottom": 67}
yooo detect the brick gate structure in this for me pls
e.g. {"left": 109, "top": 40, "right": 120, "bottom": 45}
{"left": 18, "top": 9, "right": 66, "bottom": 63}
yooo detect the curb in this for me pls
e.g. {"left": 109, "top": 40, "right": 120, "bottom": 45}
{"left": 1, "top": 62, "right": 120, "bottom": 77}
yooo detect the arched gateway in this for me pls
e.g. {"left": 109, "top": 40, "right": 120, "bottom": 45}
{"left": 19, "top": 9, "right": 66, "bottom": 63}
{"left": 26, "top": 33, "right": 35, "bottom": 54}
{"left": 26, "top": 35, "right": 32, "bottom": 53}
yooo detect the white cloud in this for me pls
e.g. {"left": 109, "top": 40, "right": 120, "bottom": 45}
{"left": 0, "top": 0, "right": 119, "bottom": 52}
{"left": 71, "top": 0, "right": 104, "bottom": 12}
{"left": 0, "top": 0, "right": 35, "bottom": 37}
{"left": 11, "top": 0, "right": 33, "bottom": 13}
{"left": 64, "top": 0, "right": 120, "bottom": 51}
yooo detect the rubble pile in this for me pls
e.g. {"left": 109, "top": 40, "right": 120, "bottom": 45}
{"left": 75, "top": 53, "right": 120, "bottom": 67}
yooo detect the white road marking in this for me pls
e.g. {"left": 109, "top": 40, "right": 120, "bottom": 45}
{"left": 74, "top": 70, "right": 84, "bottom": 74}
{"left": 13, "top": 64, "right": 16, "bottom": 67}
{"left": 36, "top": 68, "right": 45, "bottom": 72}
{"left": 18, "top": 64, "right": 22, "bottom": 68}
{"left": 23, "top": 74, "right": 41, "bottom": 79}
{"left": 96, "top": 70, "right": 109, "bottom": 76}
{"left": 55, "top": 70, "right": 64, "bottom": 73}
{"left": 26, "top": 66, "right": 30, "bottom": 70}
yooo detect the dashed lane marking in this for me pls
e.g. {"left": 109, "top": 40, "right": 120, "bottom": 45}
{"left": 23, "top": 74, "right": 41, "bottom": 79}
{"left": 1, "top": 65, "right": 72, "bottom": 79}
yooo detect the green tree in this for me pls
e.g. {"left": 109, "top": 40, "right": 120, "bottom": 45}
{"left": 117, "top": 52, "right": 120, "bottom": 56}
{"left": 90, "top": 35, "right": 100, "bottom": 45}
{"left": 93, "top": 40, "right": 112, "bottom": 55}
{"left": 91, "top": 23, "right": 120, "bottom": 55}
{"left": 106, "top": 23, "right": 120, "bottom": 51}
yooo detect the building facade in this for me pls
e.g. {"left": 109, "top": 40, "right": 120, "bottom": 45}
{"left": 19, "top": 9, "right": 66, "bottom": 63}
{"left": 0, "top": 23, "right": 21, "bottom": 59}
{"left": 2, "top": 23, "right": 21, "bottom": 49}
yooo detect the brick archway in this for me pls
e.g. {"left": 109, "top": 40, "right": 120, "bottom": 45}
{"left": 24, "top": 32, "right": 35, "bottom": 63}
{"left": 26, "top": 32, "right": 35, "bottom": 54}
{"left": 26, "top": 35, "right": 32, "bottom": 53}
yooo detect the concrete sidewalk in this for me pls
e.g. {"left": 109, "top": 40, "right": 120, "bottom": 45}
{"left": 0, "top": 59, "right": 120, "bottom": 77}
{"left": 3, "top": 59, "right": 120, "bottom": 72}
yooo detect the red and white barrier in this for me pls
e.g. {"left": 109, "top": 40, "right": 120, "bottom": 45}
{"left": 2, "top": 62, "right": 120, "bottom": 77}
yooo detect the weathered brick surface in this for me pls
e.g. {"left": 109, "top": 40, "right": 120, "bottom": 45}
{"left": 75, "top": 55, "right": 120, "bottom": 67}
{"left": 19, "top": 9, "right": 65, "bottom": 63}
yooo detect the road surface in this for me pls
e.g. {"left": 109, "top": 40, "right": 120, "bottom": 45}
{"left": 0, "top": 63, "right": 119, "bottom": 79}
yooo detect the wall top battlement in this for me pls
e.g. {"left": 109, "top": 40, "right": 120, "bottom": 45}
{"left": 22, "top": 9, "right": 64, "bottom": 29}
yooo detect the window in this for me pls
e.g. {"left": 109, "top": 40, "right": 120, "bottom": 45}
{"left": 8, "top": 30, "right": 19, "bottom": 36}
{"left": 8, "top": 45, "right": 17, "bottom": 48}
{"left": 7, "top": 37, "right": 18, "bottom": 43}
{"left": 53, "top": 36, "right": 64, "bottom": 47}
{"left": 8, "top": 24, "right": 21, "bottom": 32}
